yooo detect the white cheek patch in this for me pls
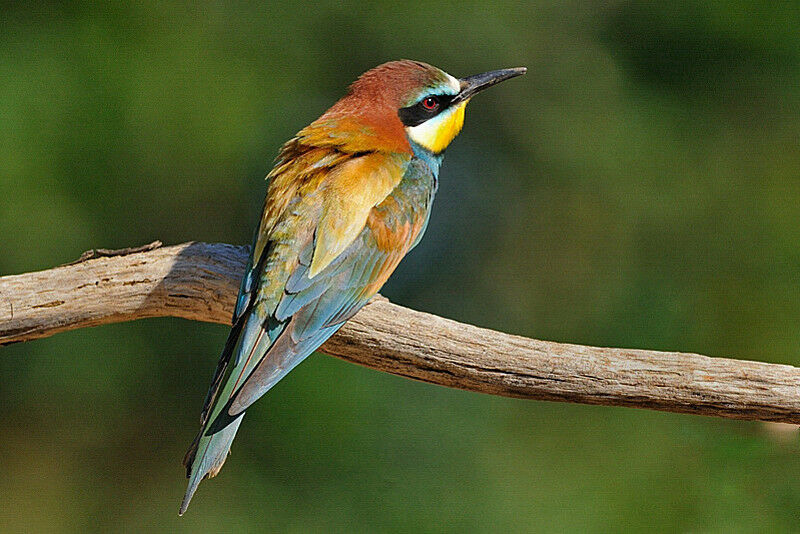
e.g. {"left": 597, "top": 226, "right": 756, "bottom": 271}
{"left": 445, "top": 72, "right": 461, "bottom": 93}
{"left": 406, "top": 115, "right": 442, "bottom": 148}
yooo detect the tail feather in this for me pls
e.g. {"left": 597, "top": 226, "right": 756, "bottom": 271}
{"left": 180, "top": 312, "right": 272, "bottom": 515}
{"left": 179, "top": 414, "right": 244, "bottom": 516}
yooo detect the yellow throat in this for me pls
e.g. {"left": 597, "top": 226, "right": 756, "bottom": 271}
{"left": 406, "top": 100, "right": 468, "bottom": 154}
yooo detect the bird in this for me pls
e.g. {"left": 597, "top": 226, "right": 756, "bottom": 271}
{"left": 180, "top": 60, "right": 525, "bottom": 514}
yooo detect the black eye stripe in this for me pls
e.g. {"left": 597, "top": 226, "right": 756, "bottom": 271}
{"left": 398, "top": 94, "right": 454, "bottom": 127}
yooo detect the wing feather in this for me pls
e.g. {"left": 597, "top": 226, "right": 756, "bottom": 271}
{"left": 201, "top": 150, "right": 411, "bottom": 429}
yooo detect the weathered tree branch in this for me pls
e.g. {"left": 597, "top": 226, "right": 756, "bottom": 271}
{"left": 2, "top": 241, "right": 799, "bottom": 424}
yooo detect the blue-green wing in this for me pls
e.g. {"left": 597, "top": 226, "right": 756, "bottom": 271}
{"left": 181, "top": 151, "right": 423, "bottom": 514}
{"left": 223, "top": 228, "right": 398, "bottom": 416}
{"left": 181, "top": 223, "right": 395, "bottom": 514}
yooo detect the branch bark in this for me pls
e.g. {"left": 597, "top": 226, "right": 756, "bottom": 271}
{"left": 2, "top": 241, "right": 799, "bottom": 424}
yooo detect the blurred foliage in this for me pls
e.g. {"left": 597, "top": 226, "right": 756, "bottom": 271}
{"left": 2, "top": 1, "right": 800, "bottom": 532}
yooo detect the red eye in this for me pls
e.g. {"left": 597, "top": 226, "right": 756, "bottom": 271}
{"left": 421, "top": 96, "right": 439, "bottom": 110}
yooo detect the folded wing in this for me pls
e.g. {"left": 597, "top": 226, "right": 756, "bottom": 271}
{"left": 181, "top": 146, "right": 415, "bottom": 513}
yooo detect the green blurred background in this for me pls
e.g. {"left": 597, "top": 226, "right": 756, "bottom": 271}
{"left": 2, "top": 1, "right": 800, "bottom": 532}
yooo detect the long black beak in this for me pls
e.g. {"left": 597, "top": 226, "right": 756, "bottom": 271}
{"left": 451, "top": 67, "right": 526, "bottom": 105}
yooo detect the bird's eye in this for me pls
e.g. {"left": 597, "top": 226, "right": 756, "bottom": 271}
{"left": 421, "top": 96, "right": 439, "bottom": 111}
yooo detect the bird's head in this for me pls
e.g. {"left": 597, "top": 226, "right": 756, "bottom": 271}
{"left": 310, "top": 60, "right": 526, "bottom": 156}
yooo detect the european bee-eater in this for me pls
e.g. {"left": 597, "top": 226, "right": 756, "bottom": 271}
{"left": 180, "top": 60, "right": 525, "bottom": 514}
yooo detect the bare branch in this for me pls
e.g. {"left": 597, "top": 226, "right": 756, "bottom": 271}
{"left": 2, "top": 241, "right": 799, "bottom": 423}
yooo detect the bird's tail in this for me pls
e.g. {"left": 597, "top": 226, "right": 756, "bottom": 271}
{"left": 179, "top": 314, "right": 266, "bottom": 515}
{"left": 179, "top": 411, "right": 243, "bottom": 515}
